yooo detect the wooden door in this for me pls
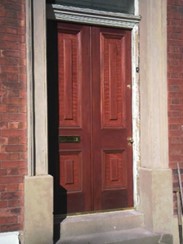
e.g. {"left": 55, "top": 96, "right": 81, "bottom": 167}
{"left": 55, "top": 22, "right": 133, "bottom": 214}
{"left": 91, "top": 27, "right": 133, "bottom": 210}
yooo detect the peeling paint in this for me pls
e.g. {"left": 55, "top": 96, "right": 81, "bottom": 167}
{"left": 132, "top": 23, "right": 140, "bottom": 209}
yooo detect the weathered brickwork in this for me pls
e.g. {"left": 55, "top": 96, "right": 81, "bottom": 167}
{"left": 167, "top": 0, "right": 183, "bottom": 212}
{"left": 0, "top": 0, "right": 27, "bottom": 231}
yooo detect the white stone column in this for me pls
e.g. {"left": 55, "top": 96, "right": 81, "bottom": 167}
{"left": 140, "top": 0, "right": 168, "bottom": 170}
{"left": 24, "top": 0, "right": 53, "bottom": 243}
{"left": 139, "top": 0, "right": 173, "bottom": 234}
{"left": 33, "top": 0, "right": 48, "bottom": 175}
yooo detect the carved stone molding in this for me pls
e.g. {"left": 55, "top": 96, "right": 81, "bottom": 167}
{"left": 47, "top": 4, "right": 140, "bottom": 28}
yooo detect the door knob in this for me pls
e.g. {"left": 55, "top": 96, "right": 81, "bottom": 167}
{"left": 127, "top": 137, "right": 134, "bottom": 145}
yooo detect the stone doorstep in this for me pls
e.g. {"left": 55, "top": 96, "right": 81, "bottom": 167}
{"left": 58, "top": 210, "right": 144, "bottom": 239}
{"left": 56, "top": 228, "right": 173, "bottom": 244}
{"left": 55, "top": 210, "right": 173, "bottom": 244}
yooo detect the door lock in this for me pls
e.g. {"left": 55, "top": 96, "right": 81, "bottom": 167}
{"left": 127, "top": 137, "right": 134, "bottom": 145}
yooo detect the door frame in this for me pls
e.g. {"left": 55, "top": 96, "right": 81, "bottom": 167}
{"left": 25, "top": 0, "right": 174, "bottom": 242}
{"left": 47, "top": 3, "right": 141, "bottom": 208}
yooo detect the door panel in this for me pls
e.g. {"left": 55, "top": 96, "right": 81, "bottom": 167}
{"left": 56, "top": 22, "right": 133, "bottom": 214}
{"left": 92, "top": 27, "right": 133, "bottom": 210}
{"left": 60, "top": 151, "right": 82, "bottom": 192}
{"left": 58, "top": 23, "right": 92, "bottom": 213}
{"left": 102, "top": 150, "right": 127, "bottom": 190}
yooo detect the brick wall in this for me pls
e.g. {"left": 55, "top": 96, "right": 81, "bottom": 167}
{"left": 167, "top": 0, "right": 183, "bottom": 211}
{"left": 0, "top": 0, "right": 27, "bottom": 232}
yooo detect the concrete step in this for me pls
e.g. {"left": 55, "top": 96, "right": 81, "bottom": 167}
{"left": 55, "top": 210, "right": 173, "bottom": 244}
{"left": 57, "top": 210, "right": 144, "bottom": 239}
{"left": 56, "top": 227, "right": 173, "bottom": 244}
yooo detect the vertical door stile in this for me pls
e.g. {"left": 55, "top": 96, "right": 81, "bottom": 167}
{"left": 91, "top": 26, "right": 102, "bottom": 210}
{"left": 89, "top": 26, "right": 94, "bottom": 211}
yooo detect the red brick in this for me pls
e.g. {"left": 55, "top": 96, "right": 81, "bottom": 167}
{"left": 1, "top": 161, "right": 26, "bottom": 169}
{"left": 5, "top": 145, "right": 26, "bottom": 152}
{"left": 8, "top": 122, "right": 25, "bottom": 129}
{"left": 1, "top": 192, "right": 22, "bottom": 201}
{"left": 0, "top": 40, "right": 19, "bottom": 50}
{"left": 6, "top": 168, "right": 19, "bottom": 176}
{"left": 0, "top": 169, "right": 7, "bottom": 175}
{"left": 8, "top": 136, "right": 20, "bottom": 144}
{"left": 168, "top": 0, "right": 183, "bottom": 213}
{"left": 18, "top": 183, "right": 24, "bottom": 191}
{"left": 0, "top": 113, "right": 26, "bottom": 122}
{"left": 0, "top": 216, "right": 17, "bottom": 225}
{"left": 0, "top": 177, "right": 23, "bottom": 186}
{"left": 6, "top": 153, "right": 21, "bottom": 161}
{"left": 10, "top": 208, "right": 21, "bottom": 215}
{"left": 0, "top": 104, "right": 7, "bottom": 112}
{"left": 0, "top": 33, "right": 22, "bottom": 42}
{"left": 0, "top": 201, "right": 8, "bottom": 208}
{"left": 0, "top": 185, "right": 6, "bottom": 191}
{"left": 8, "top": 198, "right": 23, "bottom": 208}
{"left": 5, "top": 184, "right": 19, "bottom": 191}
{"left": 6, "top": 105, "right": 19, "bottom": 113}
{"left": 0, "top": 5, "right": 6, "bottom": 17}
{"left": 0, "top": 27, "right": 18, "bottom": 35}
{"left": 0, "top": 136, "right": 8, "bottom": 144}
{"left": 1, "top": 66, "right": 18, "bottom": 73}
{"left": 19, "top": 152, "right": 27, "bottom": 160}
{"left": 1, "top": 223, "right": 22, "bottom": 232}
{"left": 2, "top": 50, "right": 20, "bottom": 58}
{"left": 0, "top": 164, "right": 26, "bottom": 172}
{"left": 0, "top": 153, "right": 8, "bottom": 160}
{"left": 18, "top": 168, "right": 27, "bottom": 175}
{"left": 1, "top": 129, "right": 25, "bottom": 137}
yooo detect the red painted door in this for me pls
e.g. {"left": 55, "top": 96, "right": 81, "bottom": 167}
{"left": 57, "top": 22, "right": 133, "bottom": 214}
